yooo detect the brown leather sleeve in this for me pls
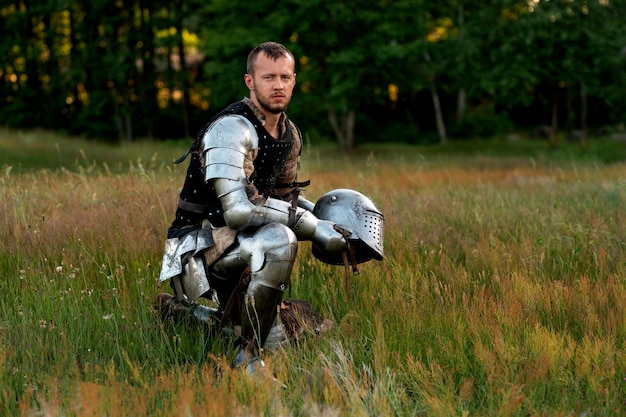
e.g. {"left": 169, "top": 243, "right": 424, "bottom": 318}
{"left": 272, "top": 121, "right": 302, "bottom": 199}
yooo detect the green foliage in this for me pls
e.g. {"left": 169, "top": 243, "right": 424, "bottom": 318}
{"left": 448, "top": 101, "right": 514, "bottom": 139}
{"left": 469, "top": 0, "right": 625, "bottom": 132}
{"left": 0, "top": 0, "right": 206, "bottom": 142}
{"left": 1, "top": 0, "right": 625, "bottom": 146}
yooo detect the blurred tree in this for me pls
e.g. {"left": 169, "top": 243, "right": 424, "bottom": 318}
{"left": 290, "top": 0, "right": 398, "bottom": 149}
{"left": 198, "top": 0, "right": 297, "bottom": 112}
{"left": 586, "top": 0, "right": 626, "bottom": 132}
{"left": 151, "top": 0, "right": 205, "bottom": 139}
{"left": 0, "top": 0, "right": 204, "bottom": 141}
{"left": 199, "top": 0, "right": 409, "bottom": 149}
{"left": 1, "top": 0, "right": 624, "bottom": 143}
{"left": 471, "top": 0, "right": 625, "bottom": 142}
{"left": 0, "top": 1, "right": 59, "bottom": 127}
{"left": 371, "top": 0, "right": 460, "bottom": 144}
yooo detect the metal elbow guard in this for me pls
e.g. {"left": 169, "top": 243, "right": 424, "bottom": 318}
{"left": 219, "top": 187, "right": 262, "bottom": 230}
{"left": 219, "top": 186, "right": 295, "bottom": 230}
{"left": 222, "top": 203, "right": 255, "bottom": 230}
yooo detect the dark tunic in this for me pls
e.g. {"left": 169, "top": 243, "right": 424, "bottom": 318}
{"left": 167, "top": 99, "right": 302, "bottom": 239}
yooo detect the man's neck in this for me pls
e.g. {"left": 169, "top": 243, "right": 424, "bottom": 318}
{"left": 244, "top": 97, "right": 283, "bottom": 139}
{"left": 263, "top": 114, "right": 281, "bottom": 138}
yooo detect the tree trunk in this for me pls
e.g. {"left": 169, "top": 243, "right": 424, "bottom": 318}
{"left": 138, "top": 0, "right": 157, "bottom": 140}
{"left": 430, "top": 79, "right": 447, "bottom": 144}
{"left": 104, "top": 38, "right": 127, "bottom": 142}
{"left": 580, "top": 82, "right": 588, "bottom": 135}
{"left": 176, "top": 10, "right": 190, "bottom": 138}
{"left": 550, "top": 89, "right": 559, "bottom": 146}
{"left": 328, "top": 107, "right": 356, "bottom": 149}
{"left": 566, "top": 85, "right": 574, "bottom": 141}
{"left": 124, "top": 93, "right": 133, "bottom": 142}
{"left": 423, "top": 52, "right": 447, "bottom": 144}
{"left": 457, "top": 89, "right": 466, "bottom": 123}
{"left": 457, "top": 3, "right": 466, "bottom": 123}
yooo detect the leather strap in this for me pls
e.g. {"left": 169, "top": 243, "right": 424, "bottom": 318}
{"left": 178, "top": 198, "right": 209, "bottom": 214}
{"left": 335, "top": 226, "right": 358, "bottom": 302}
{"left": 220, "top": 267, "right": 251, "bottom": 327}
{"left": 274, "top": 179, "right": 311, "bottom": 189}
{"left": 287, "top": 188, "right": 300, "bottom": 229}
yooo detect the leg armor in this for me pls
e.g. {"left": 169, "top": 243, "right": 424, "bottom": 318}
{"left": 173, "top": 254, "right": 211, "bottom": 302}
{"left": 210, "top": 223, "right": 298, "bottom": 366}
{"left": 159, "top": 227, "right": 214, "bottom": 303}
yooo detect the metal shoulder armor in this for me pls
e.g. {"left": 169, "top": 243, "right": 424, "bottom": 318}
{"left": 202, "top": 115, "right": 259, "bottom": 182}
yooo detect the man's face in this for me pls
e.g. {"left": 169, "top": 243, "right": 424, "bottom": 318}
{"left": 245, "top": 53, "right": 296, "bottom": 115}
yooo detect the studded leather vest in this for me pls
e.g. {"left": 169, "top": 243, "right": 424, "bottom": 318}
{"left": 168, "top": 101, "right": 299, "bottom": 238}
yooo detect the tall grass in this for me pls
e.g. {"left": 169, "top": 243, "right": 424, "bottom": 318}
{"left": 2, "top": 129, "right": 626, "bottom": 415}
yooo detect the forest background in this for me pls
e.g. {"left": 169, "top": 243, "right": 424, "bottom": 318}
{"left": 1, "top": 0, "right": 625, "bottom": 149}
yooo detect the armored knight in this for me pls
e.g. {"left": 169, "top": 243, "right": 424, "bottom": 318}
{"left": 157, "top": 42, "right": 384, "bottom": 372}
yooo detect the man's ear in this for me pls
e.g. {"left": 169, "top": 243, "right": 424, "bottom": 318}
{"left": 244, "top": 73, "right": 254, "bottom": 90}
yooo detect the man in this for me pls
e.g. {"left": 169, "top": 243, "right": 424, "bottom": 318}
{"left": 158, "top": 42, "right": 347, "bottom": 371}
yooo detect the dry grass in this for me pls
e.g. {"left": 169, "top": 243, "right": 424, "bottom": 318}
{"left": 2, "top": 132, "right": 626, "bottom": 416}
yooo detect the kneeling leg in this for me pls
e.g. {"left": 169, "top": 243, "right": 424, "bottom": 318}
{"left": 225, "top": 223, "right": 297, "bottom": 366}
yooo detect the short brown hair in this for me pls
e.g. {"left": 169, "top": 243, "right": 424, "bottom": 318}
{"left": 246, "top": 42, "right": 295, "bottom": 75}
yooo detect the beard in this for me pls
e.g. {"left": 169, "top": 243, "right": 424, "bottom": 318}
{"left": 256, "top": 93, "right": 290, "bottom": 115}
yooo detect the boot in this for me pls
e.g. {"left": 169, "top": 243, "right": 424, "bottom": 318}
{"left": 231, "top": 282, "right": 282, "bottom": 369}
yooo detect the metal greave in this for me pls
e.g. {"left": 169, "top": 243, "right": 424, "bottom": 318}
{"left": 241, "top": 281, "right": 283, "bottom": 350}
{"left": 238, "top": 224, "right": 297, "bottom": 347}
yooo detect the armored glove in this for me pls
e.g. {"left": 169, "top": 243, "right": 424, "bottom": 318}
{"left": 292, "top": 210, "right": 347, "bottom": 255}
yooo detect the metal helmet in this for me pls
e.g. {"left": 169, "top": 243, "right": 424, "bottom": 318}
{"left": 312, "top": 188, "right": 384, "bottom": 265}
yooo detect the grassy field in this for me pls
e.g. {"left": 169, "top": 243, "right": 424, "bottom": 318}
{"left": 2, "top": 127, "right": 626, "bottom": 416}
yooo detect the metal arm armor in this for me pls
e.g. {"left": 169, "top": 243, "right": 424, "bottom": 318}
{"left": 202, "top": 113, "right": 345, "bottom": 255}
{"left": 214, "top": 178, "right": 346, "bottom": 254}
{"left": 202, "top": 115, "right": 259, "bottom": 182}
